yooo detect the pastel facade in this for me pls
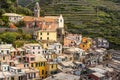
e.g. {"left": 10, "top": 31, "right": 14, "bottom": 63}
{"left": 23, "top": 2, "right": 64, "bottom": 29}
{"left": 47, "top": 62, "right": 58, "bottom": 75}
{"left": 44, "top": 53, "right": 58, "bottom": 75}
{"left": 47, "top": 42, "right": 62, "bottom": 54}
{"left": 93, "top": 38, "right": 109, "bottom": 49}
{"left": 0, "top": 44, "right": 13, "bottom": 55}
{"left": 64, "top": 34, "right": 82, "bottom": 47}
{"left": 34, "top": 55, "right": 48, "bottom": 79}
{"left": 23, "top": 43, "right": 43, "bottom": 54}
{"left": 36, "top": 30, "right": 57, "bottom": 41}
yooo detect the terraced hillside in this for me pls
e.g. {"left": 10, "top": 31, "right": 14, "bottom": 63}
{"left": 18, "top": 0, "right": 120, "bottom": 49}
{"left": 18, "top": 0, "right": 97, "bottom": 25}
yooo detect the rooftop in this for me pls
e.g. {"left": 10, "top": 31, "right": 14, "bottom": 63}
{"left": 0, "top": 72, "right": 12, "bottom": 78}
{"left": 22, "top": 68, "right": 39, "bottom": 73}
{"left": 92, "top": 72, "right": 105, "bottom": 78}
{"left": 3, "top": 13, "right": 22, "bottom": 17}
{"left": 35, "top": 54, "right": 47, "bottom": 62}
{"left": 44, "top": 72, "right": 80, "bottom": 80}
{"left": 24, "top": 43, "right": 41, "bottom": 47}
{"left": 61, "top": 61, "right": 75, "bottom": 67}
{"left": 0, "top": 44, "right": 12, "bottom": 49}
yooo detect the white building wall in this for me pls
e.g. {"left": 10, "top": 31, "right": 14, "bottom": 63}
{"left": 58, "top": 14, "right": 64, "bottom": 28}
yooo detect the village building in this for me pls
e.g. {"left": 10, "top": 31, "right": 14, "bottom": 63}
{"left": 93, "top": 38, "right": 109, "bottom": 49}
{"left": 23, "top": 43, "right": 43, "bottom": 54}
{"left": 3, "top": 13, "right": 23, "bottom": 23}
{"left": 64, "top": 33, "right": 82, "bottom": 47}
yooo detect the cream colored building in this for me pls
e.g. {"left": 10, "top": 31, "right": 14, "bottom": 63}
{"left": 3, "top": 13, "right": 23, "bottom": 23}
{"left": 36, "top": 30, "right": 57, "bottom": 41}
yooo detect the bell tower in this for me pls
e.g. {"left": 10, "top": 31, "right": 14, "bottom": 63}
{"left": 34, "top": 2, "right": 40, "bottom": 17}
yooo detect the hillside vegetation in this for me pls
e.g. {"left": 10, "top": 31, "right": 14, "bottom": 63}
{"left": 3, "top": 0, "right": 120, "bottom": 49}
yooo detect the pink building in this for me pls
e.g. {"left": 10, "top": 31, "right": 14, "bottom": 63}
{"left": 25, "top": 54, "right": 36, "bottom": 63}
{"left": 64, "top": 33, "right": 82, "bottom": 47}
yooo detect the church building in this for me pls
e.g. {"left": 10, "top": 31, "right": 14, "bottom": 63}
{"left": 23, "top": 2, "right": 65, "bottom": 42}
{"left": 23, "top": 2, "right": 64, "bottom": 30}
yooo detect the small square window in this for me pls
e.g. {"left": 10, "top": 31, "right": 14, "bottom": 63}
{"left": 47, "top": 32, "right": 49, "bottom": 35}
{"left": 40, "top": 37, "right": 42, "bottom": 40}
{"left": 46, "top": 44, "right": 49, "bottom": 46}
{"left": 47, "top": 37, "right": 49, "bottom": 40}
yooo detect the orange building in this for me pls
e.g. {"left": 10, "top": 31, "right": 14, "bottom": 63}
{"left": 79, "top": 37, "right": 92, "bottom": 51}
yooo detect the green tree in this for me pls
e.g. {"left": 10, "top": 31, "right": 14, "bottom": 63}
{"left": 0, "top": 9, "right": 5, "bottom": 16}
{"left": 0, "top": 32, "right": 18, "bottom": 43}
{"left": 13, "top": 40, "right": 25, "bottom": 48}
{"left": 15, "top": 20, "right": 25, "bottom": 27}
{"left": 24, "top": 34, "right": 32, "bottom": 40}
{"left": 16, "top": 6, "right": 32, "bottom": 16}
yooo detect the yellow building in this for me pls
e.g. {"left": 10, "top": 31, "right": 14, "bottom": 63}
{"left": 44, "top": 53, "right": 58, "bottom": 75}
{"left": 36, "top": 30, "right": 57, "bottom": 41}
{"left": 29, "top": 54, "right": 48, "bottom": 79}
{"left": 47, "top": 62, "right": 58, "bottom": 75}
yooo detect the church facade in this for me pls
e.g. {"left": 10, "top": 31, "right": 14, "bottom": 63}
{"left": 23, "top": 2, "right": 64, "bottom": 30}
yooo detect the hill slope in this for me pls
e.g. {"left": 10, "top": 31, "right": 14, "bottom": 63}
{"left": 18, "top": 0, "right": 120, "bottom": 49}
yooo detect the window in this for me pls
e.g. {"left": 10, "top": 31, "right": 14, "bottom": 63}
{"left": 40, "top": 33, "right": 42, "bottom": 35}
{"left": 36, "top": 63, "right": 39, "bottom": 67}
{"left": 59, "top": 45, "right": 61, "bottom": 48}
{"left": 3, "top": 56, "right": 5, "bottom": 60}
{"left": 33, "top": 52, "right": 35, "bottom": 54}
{"left": 7, "top": 50, "right": 9, "bottom": 54}
{"left": 59, "top": 50, "right": 61, "bottom": 54}
{"left": 41, "top": 62, "right": 43, "bottom": 66}
{"left": 31, "top": 58, "right": 35, "bottom": 61}
{"left": 33, "top": 47, "right": 35, "bottom": 49}
{"left": 60, "top": 19, "right": 62, "bottom": 22}
{"left": 51, "top": 64, "right": 53, "bottom": 69}
{"left": 18, "top": 69, "right": 21, "bottom": 72}
{"left": 42, "top": 70, "right": 44, "bottom": 75}
{"left": 47, "top": 32, "right": 49, "bottom": 35}
{"left": 46, "top": 71, "right": 47, "bottom": 74}
{"left": 31, "top": 63, "right": 34, "bottom": 67}
{"left": 1, "top": 50, "right": 3, "bottom": 53}
{"left": 40, "top": 37, "right": 42, "bottom": 40}
{"left": 43, "top": 62, "right": 45, "bottom": 66}
{"left": 46, "top": 44, "right": 49, "bottom": 46}
{"left": 38, "top": 47, "right": 40, "bottom": 49}
{"left": 38, "top": 52, "right": 40, "bottom": 54}
{"left": 39, "top": 62, "right": 41, "bottom": 66}
{"left": 47, "top": 37, "right": 49, "bottom": 40}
